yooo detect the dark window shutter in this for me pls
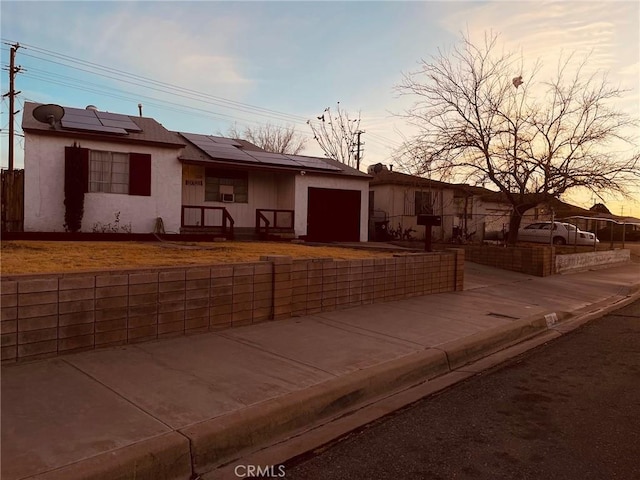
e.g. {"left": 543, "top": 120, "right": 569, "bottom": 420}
{"left": 65, "top": 146, "right": 89, "bottom": 193}
{"left": 129, "top": 153, "right": 151, "bottom": 196}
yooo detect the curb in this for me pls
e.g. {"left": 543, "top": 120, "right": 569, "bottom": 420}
{"left": 26, "top": 432, "right": 192, "bottom": 480}
{"left": 182, "top": 310, "right": 573, "bottom": 475}
{"left": 180, "top": 348, "right": 450, "bottom": 474}
{"left": 436, "top": 313, "right": 558, "bottom": 371}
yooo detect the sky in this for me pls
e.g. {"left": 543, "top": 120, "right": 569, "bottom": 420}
{"left": 1, "top": 0, "right": 639, "bottom": 216}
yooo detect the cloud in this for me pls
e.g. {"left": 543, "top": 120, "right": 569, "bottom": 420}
{"left": 440, "top": 2, "right": 638, "bottom": 86}
{"left": 86, "top": 6, "right": 252, "bottom": 97}
{"left": 4, "top": 2, "right": 253, "bottom": 99}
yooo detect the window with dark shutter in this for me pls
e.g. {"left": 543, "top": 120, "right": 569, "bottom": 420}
{"left": 129, "top": 153, "right": 151, "bottom": 196}
{"left": 85, "top": 150, "right": 151, "bottom": 196}
{"left": 65, "top": 146, "right": 89, "bottom": 193}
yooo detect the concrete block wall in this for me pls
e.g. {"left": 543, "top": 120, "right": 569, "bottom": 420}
{"left": 555, "top": 249, "right": 631, "bottom": 274}
{"left": 285, "top": 250, "right": 463, "bottom": 318}
{"left": 1, "top": 250, "right": 463, "bottom": 363}
{"left": 463, "top": 245, "right": 554, "bottom": 276}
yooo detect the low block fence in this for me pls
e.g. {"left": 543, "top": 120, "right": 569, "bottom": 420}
{"left": 1, "top": 249, "right": 464, "bottom": 363}
{"left": 555, "top": 249, "right": 631, "bottom": 274}
{"left": 462, "top": 245, "right": 555, "bottom": 276}
{"left": 462, "top": 244, "right": 631, "bottom": 276}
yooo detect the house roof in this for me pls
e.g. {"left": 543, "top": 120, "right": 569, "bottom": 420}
{"left": 477, "top": 191, "right": 594, "bottom": 216}
{"left": 369, "top": 170, "right": 455, "bottom": 189}
{"left": 452, "top": 183, "right": 499, "bottom": 197}
{"left": 177, "top": 132, "right": 369, "bottom": 178}
{"left": 369, "top": 171, "right": 505, "bottom": 198}
{"left": 22, "top": 102, "right": 185, "bottom": 148}
{"left": 22, "top": 100, "right": 367, "bottom": 178}
{"left": 370, "top": 170, "right": 607, "bottom": 219}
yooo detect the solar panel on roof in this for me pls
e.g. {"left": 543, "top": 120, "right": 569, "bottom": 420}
{"left": 181, "top": 132, "right": 212, "bottom": 144}
{"left": 200, "top": 143, "right": 260, "bottom": 163}
{"left": 179, "top": 132, "right": 347, "bottom": 171}
{"left": 60, "top": 120, "right": 128, "bottom": 135}
{"left": 95, "top": 111, "right": 127, "bottom": 120}
{"left": 180, "top": 132, "right": 260, "bottom": 163}
{"left": 245, "top": 151, "right": 303, "bottom": 168}
{"left": 61, "top": 113, "right": 102, "bottom": 125}
{"left": 100, "top": 118, "right": 142, "bottom": 131}
{"left": 208, "top": 135, "right": 241, "bottom": 146}
{"left": 63, "top": 107, "right": 98, "bottom": 117}
{"left": 59, "top": 106, "right": 141, "bottom": 134}
{"left": 95, "top": 111, "right": 142, "bottom": 132}
{"left": 287, "top": 155, "right": 343, "bottom": 171}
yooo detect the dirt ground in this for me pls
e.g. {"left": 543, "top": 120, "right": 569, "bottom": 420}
{"left": 0, "top": 240, "right": 395, "bottom": 275}
{"left": 2, "top": 240, "right": 636, "bottom": 276}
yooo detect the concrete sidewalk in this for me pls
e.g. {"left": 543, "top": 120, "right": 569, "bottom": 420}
{"left": 2, "top": 261, "right": 639, "bottom": 480}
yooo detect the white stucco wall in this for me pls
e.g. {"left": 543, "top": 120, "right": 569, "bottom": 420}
{"left": 24, "top": 134, "right": 183, "bottom": 233}
{"left": 181, "top": 165, "right": 296, "bottom": 228}
{"left": 475, "top": 200, "right": 511, "bottom": 236}
{"left": 294, "top": 173, "right": 370, "bottom": 242}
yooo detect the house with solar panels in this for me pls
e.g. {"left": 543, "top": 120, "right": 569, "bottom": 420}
{"left": 21, "top": 102, "right": 370, "bottom": 241}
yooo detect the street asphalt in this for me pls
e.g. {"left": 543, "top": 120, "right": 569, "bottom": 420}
{"left": 1, "top": 260, "right": 639, "bottom": 480}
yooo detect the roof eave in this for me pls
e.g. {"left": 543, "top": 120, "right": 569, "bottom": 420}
{"left": 23, "top": 126, "right": 185, "bottom": 149}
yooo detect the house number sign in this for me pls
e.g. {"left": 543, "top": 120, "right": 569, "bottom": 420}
{"left": 185, "top": 179, "right": 203, "bottom": 186}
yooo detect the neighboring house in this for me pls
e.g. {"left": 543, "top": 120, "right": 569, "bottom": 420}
{"left": 22, "top": 102, "right": 370, "bottom": 241}
{"left": 368, "top": 167, "right": 458, "bottom": 241}
{"left": 369, "top": 167, "right": 604, "bottom": 243}
{"left": 451, "top": 184, "right": 511, "bottom": 241}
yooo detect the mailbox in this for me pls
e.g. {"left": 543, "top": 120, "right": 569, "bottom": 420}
{"left": 417, "top": 215, "right": 441, "bottom": 227}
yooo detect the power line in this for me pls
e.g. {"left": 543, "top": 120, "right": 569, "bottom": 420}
{"left": 1, "top": 40, "right": 310, "bottom": 125}
{"left": 2, "top": 39, "right": 409, "bottom": 163}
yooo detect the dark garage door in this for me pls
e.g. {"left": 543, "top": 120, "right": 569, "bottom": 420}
{"left": 307, "top": 187, "right": 361, "bottom": 242}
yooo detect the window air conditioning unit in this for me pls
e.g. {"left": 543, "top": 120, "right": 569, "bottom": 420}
{"left": 220, "top": 193, "right": 235, "bottom": 203}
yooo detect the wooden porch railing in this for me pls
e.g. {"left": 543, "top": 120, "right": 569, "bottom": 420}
{"left": 181, "top": 205, "right": 234, "bottom": 238}
{"left": 255, "top": 209, "right": 295, "bottom": 237}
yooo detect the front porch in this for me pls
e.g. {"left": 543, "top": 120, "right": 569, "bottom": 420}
{"left": 180, "top": 205, "right": 295, "bottom": 240}
{"left": 181, "top": 164, "right": 297, "bottom": 240}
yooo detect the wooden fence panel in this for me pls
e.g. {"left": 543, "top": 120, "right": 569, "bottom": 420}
{"left": 1, "top": 169, "right": 24, "bottom": 232}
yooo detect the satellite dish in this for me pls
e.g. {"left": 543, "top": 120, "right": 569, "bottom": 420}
{"left": 33, "top": 104, "right": 65, "bottom": 127}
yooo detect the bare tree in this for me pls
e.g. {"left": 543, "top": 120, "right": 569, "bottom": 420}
{"left": 307, "top": 102, "right": 364, "bottom": 169}
{"left": 225, "top": 123, "right": 306, "bottom": 155}
{"left": 396, "top": 32, "right": 639, "bottom": 244}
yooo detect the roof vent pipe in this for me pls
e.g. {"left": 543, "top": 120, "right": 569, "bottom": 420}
{"left": 138, "top": 103, "right": 143, "bottom": 117}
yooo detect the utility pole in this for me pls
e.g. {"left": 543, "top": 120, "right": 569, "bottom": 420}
{"left": 354, "top": 130, "right": 364, "bottom": 171}
{"left": 3, "top": 42, "right": 22, "bottom": 171}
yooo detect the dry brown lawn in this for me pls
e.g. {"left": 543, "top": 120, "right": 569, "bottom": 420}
{"left": 0, "top": 240, "right": 394, "bottom": 275}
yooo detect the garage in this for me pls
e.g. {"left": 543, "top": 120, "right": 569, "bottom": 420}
{"left": 307, "top": 187, "right": 361, "bottom": 242}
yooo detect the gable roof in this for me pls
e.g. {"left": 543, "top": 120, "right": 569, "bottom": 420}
{"left": 22, "top": 102, "right": 185, "bottom": 148}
